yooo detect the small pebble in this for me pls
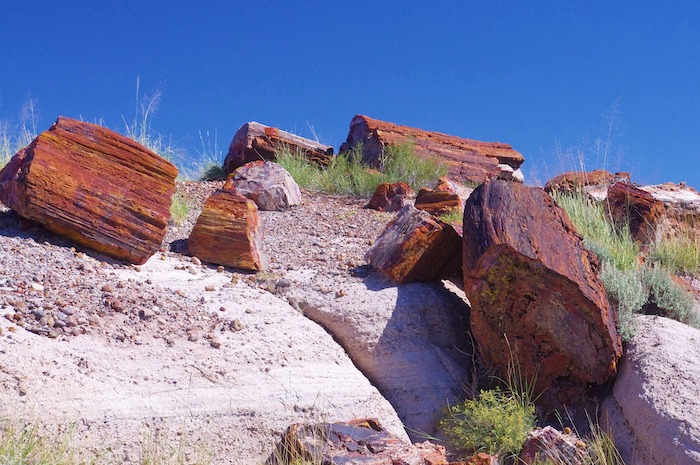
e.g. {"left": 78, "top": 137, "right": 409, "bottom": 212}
{"left": 31, "top": 283, "right": 44, "bottom": 292}
{"left": 210, "top": 337, "right": 222, "bottom": 349}
{"left": 204, "top": 284, "right": 216, "bottom": 292}
{"left": 191, "top": 257, "right": 202, "bottom": 266}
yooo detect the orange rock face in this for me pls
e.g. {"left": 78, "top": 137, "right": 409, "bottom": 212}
{"left": 187, "top": 190, "right": 268, "bottom": 271}
{"left": 340, "top": 115, "right": 524, "bottom": 185}
{"left": 463, "top": 181, "right": 622, "bottom": 405}
{"left": 223, "top": 122, "right": 333, "bottom": 174}
{"left": 365, "top": 205, "right": 462, "bottom": 283}
{"left": 0, "top": 117, "right": 177, "bottom": 264}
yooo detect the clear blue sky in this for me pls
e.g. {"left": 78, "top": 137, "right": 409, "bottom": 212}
{"left": 2, "top": 1, "right": 699, "bottom": 188}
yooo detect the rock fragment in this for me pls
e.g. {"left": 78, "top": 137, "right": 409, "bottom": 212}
{"left": 223, "top": 160, "right": 301, "bottom": 211}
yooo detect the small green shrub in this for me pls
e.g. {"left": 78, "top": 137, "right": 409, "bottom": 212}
{"left": 642, "top": 265, "right": 698, "bottom": 327}
{"left": 437, "top": 208, "right": 464, "bottom": 225}
{"left": 0, "top": 420, "right": 93, "bottom": 465}
{"left": 440, "top": 387, "right": 536, "bottom": 458}
{"left": 170, "top": 193, "right": 192, "bottom": 226}
{"left": 599, "top": 263, "right": 646, "bottom": 341}
{"left": 379, "top": 142, "right": 448, "bottom": 191}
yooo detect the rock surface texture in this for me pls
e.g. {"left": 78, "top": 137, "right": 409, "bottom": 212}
{"left": 223, "top": 160, "right": 301, "bottom": 211}
{"left": 340, "top": 115, "right": 524, "bottom": 185}
{"left": 603, "top": 315, "right": 700, "bottom": 465}
{"left": 462, "top": 181, "right": 622, "bottom": 404}
{"left": 366, "top": 205, "right": 462, "bottom": 284}
{"left": 0, "top": 116, "right": 177, "bottom": 264}
{"left": 519, "top": 426, "right": 588, "bottom": 465}
{"left": 188, "top": 190, "right": 268, "bottom": 270}
{"left": 284, "top": 418, "right": 449, "bottom": 465}
{"left": 606, "top": 181, "right": 665, "bottom": 245}
{"left": 223, "top": 122, "right": 333, "bottom": 174}
{"left": 365, "top": 182, "right": 414, "bottom": 212}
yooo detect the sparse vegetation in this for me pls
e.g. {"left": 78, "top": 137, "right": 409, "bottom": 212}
{"left": 0, "top": 99, "right": 39, "bottom": 170}
{"left": 552, "top": 189, "right": 699, "bottom": 341}
{"left": 276, "top": 142, "right": 448, "bottom": 196}
{"left": 169, "top": 193, "right": 192, "bottom": 226}
{"left": 437, "top": 208, "right": 464, "bottom": 225}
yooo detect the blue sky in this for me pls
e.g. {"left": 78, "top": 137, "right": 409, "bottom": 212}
{"left": 2, "top": 1, "right": 699, "bottom": 188}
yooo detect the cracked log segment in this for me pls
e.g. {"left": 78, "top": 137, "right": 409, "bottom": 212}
{"left": 339, "top": 114, "right": 524, "bottom": 185}
{"left": 462, "top": 180, "right": 622, "bottom": 406}
{"left": 0, "top": 116, "right": 177, "bottom": 265}
{"left": 223, "top": 122, "right": 333, "bottom": 174}
{"left": 365, "top": 205, "right": 462, "bottom": 284}
{"left": 188, "top": 190, "right": 268, "bottom": 271}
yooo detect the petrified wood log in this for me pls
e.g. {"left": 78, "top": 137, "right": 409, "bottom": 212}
{"left": 544, "top": 170, "right": 631, "bottom": 194}
{"left": 223, "top": 122, "right": 333, "bottom": 174}
{"left": 365, "top": 182, "right": 413, "bottom": 212}
{"left": 607, "top": 181, "right": 664, "bottom": 245}
{"left": 366, "top": 205, "right": 462, "bottom": 283}
{"left": 187, "top": 190, "right": 268, "bottom": 271}
{"left": 414, "top": 177, "right": 472, "bottom": 216}
{"left": 284, "top": 418, "right": 449, "bottom": 465}
{"left": 339, "top": 115, "right": 524, "bottom": 185}
{"left": 0, "top": 116, "right": 177, "bottom": 264}
{"left": 463, "top": 180, "right": 622, "bottom": 405}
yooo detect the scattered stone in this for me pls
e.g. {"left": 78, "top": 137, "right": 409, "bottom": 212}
{"left": 339, "top": 114, "right": 524, "bottom": 185}
{"left": 191, "top": 256, "right": 202, "bottom": 266}
{"left": 101, "top": 284, "right": 114, "bottom": 293}
{"left": 365, "top": 182, "right": 414, "bottom": 212}
{"left": 231, "top": 319, "right": 243, "bottom": 332}
{"left": 0, "top": 117, "right": 177, "bottom": 264}
{"left": 335, "top": 289, "right": 346, "bottom": 298}
{"left": 204, "top": 284, "right": 216, "bottom": 292}
{"left": 283, "top": 418, "right": 449, "bottom": 465}
{"left": 519, "top": 426, "right": 588, "bottom": 465}
{"left": 210, "top": 336, "right": 222, "bottom": 349}
{"left": 223, "top": 160, "right": 301, "bottom": 211}
{"left": 188, "top": 190, "right": 269, "bottom": 271}
{"left": 223, "top": 122, "right": 333, "bottom": 173}
{"left": 30, "top": 283, "right": 44, "bottom": 292}
{"left": 462, "top": 180, "right": 622, "bottom": 406}
{"left": 365, "top": 205, "right": 462, "bottom": 283}
{"left": 139, "top": 308, "right": 156, "bottom": 320}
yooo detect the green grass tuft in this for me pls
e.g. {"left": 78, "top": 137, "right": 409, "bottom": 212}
{"left": 642, "top": 265, "right": 698, "bottom": 327}
{"left": 276, "top": 141, "right": 448, "bottom": 197}
{"left": 599, "top": 263, "right": 645, "bottom": 341}
{"left": 648, "top": 233, "right": 700, "bottom": 277}
{"left": 169, "top": 193, "right": 192, "bottom": 226}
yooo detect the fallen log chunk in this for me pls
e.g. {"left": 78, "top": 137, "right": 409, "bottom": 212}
{"left": 0, "top": 116, "right": 177, "bottom": 264}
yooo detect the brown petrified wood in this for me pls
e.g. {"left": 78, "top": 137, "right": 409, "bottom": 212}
{"left": 544, "top": 170, "right": 631, "bottom": 194}
{"left": 0, "top": 116, "right": 177, "bottom": 264}
{"left": 223, "top": 122, "right": 333, "bottom": 174}
{"left": 366, "top": 205, "right": 462, "bottom": 283}
{"left": 284, "top": 418, "right": 450, "bottom": 465}
{"left": 606, "top": 181, "right": 665, "bottom": 245}
{"left": 462, "top": 180, "right": 622, "bottom": 405}
{"left": 414, "top": 177, "right": 473, "bottom": 216}
{"left": 365, "top": 182, "right": 414, "bottom": 212}
{"left": 339, "top": 115, "right": 524, "bottom": 185}
{"left": 188, "top": 190, "right": 268, "bottom": 271}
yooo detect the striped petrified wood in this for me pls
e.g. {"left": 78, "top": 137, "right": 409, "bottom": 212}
{"left": 0, "top": 116, "right": 177, "bottom": 264}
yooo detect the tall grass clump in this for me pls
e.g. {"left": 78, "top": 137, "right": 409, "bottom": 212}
{"left": 0, "top": 420, "right": 93, "bottom": 465}
{"left": 123, "top": 77, "right": 179, "bottom": 163}
{"left": 191, "top": 130, "right": 226, "bottom": 181}
{"left": 550, "top": 190, "right": 639, "bottom": 271}
{"left": 0, "top": 99, "right": 39, "bottom": 169}
{"left": 648, "top": 232, "right": 700, "bottom": 277}
{"left": 599, "top": 263, "right": 646, "bottom": 341}
{"left": 276, "top": 142, "right": 448, "bottom": 197}
{"left": 642, "top": 265, "right": 698, "bottom": 327}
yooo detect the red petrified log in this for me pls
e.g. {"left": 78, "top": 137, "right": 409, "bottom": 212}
{"left": 223, "top": 122, "right": 333, "bottom": 174}
{"left": 0, "top": 116, "right": 177, "bottom": 264}
{"left": 366, "top": 205, "right": 462, "bottom": 283}
{"left": 414, "top": 177, "right": 470, "bottom": 216}
{"left": 463, "top": 180, "right": 622, "bottom": 404}
{"left": 607, "top": 181, "right": 665, "bottom": 245}
{"left": 544, "top": 170, "right": 631, "bottom": 194}
{"left": 365, "top": 182, "right": 414, "bottom": 212}
{"left": 340, "top": 115, "right": 524, "bottom": 185}
{"left": 188, "top": 190, "right": 268, "bottom": 271}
